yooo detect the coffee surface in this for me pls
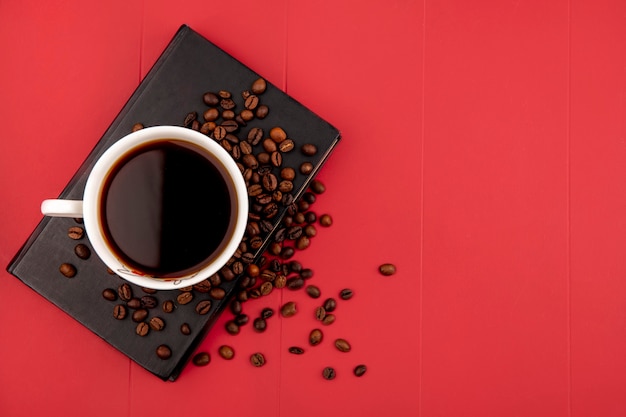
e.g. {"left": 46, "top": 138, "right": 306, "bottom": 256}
{"left": 101, "top": 140, "right": 231, "bottom": 277}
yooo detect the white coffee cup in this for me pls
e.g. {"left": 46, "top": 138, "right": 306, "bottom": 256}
{"left": 41, "top": 126, "right": 249, "bottom": 290}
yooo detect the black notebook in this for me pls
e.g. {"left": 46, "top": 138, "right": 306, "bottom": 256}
{"left": 7, "top": 24, "right": 340, "bottom": 381}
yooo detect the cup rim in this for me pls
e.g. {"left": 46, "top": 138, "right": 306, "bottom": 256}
{"left": 83, "top": 125, "right": 248, "bottom": 290}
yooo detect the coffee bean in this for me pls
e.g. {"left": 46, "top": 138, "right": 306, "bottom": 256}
{"left": 113, "top": 304, "right": 127, "bottom": 320}
{"left": 183, "top": 111, "right": 197, "bottom": 127}
{"left": 225, "top": 320, "right": 240, "bottom": 335}
{"left": 248, "top": 288, "right": 261, "bottom": 299}
{"left": 293, "top": 212, "right": 305, "bottom": 223}
{"left": 280, "top": 301, "right": 297, "bottom": 317}
{"left": 234, "top": 313, "right": 249, "bottom": 326}
{"left": 141, "top": 296, "right": 158, "bottom": 309}
{"left": 251, "top": 78, "right": 267, "bottom": 94}
{"left": 257, "top": 152, "right": 270, "bottom": 165}
{"left": 131, "top": 123, "right": 144, "bottom": 132}
{"left": 250, "top": 352, "right": 266, "bottom": 367}
{"left": 322, "top": 367, "right": 336, "bottom": 380}
{"left": 218, "top": 345, "right": 235, "bottom": 360}
{"left": 335, "top": 338, "right": 351, "bottom": 352}
{"left": 67, "top": 226, "right": 84, "bottom": 240}
{"left": 243, "top": 94, "right": 259, "bottom": 110}
{"left": 136, "top": 322, "right": 149, "bottom": 337}
{"left": 296, "top": 235, "right": 310, "bottom": 250}
{"left": 306, "top": 285, "right": 321, "bottom": 299}
{"left": 193, "top": 352, "right": 211, "bottom": 367}
{"left": 177, "top": 292, "right": 193, "bottom": 305}
{"left": 73, "top": 243, "right": 91, "bottom": 259}
{"left": 304, "top": 224, "right": 317, "bottom": 237}
{"left": 340, "top": 289, "right": 354, "bottom": 300}
{"left": 193, "top": 280, "right": 212, "bottom": 293}
{"left": 354, "top": 364, "right": 367, "bottom": 377}
{"left": 315, "top": 306, "right": 326, "bottom": 321}
{"left": 149, "top": 317, "right": 165, "bottom": 331}
{"left": 286, "top": 276, "right": 305, "bottom": 290}
{"left": 323, "top": 298, "right": 337, "bottom": 312}
{"left": 309, "top": 179, "right": 326, "bottom": 194}
{"left": 230, "top": 300, "right": 243, "bottom": 315}
{"left": 156, "top": 345, "right": 171, "bottom": 360}
{"left": 288, "top": 346, "right": 305, "bottom": 355}
{"left": 269, "top": 127, "right": 287, "bottom": 143}
{"left": 102, "top": 288, "right": 117, "bottom": 301}
{"left": 222, "top": 109, "right": 235, "bottom": 120}
{"left": 262, "top": 173, "right": 278, "bottom": 191}
{"left": 260, "top": 281, "right": 273, "bottom": 296}
{"left": 203, "top": 107, "right": 219, "bottom": 121}
{"left": 132, "top": 309, "right": 148, "bottom": 323}
{"left": 300, "top": 162, "right": 314, "bottom": 175}
{"left": 253, "top": 317, "right": 267, "bottom": 332}
{"left": 274, "top": 275, "right": 287, "bottom": 289}
{"left": 280, "top": 167, "right": 296, "bottom": 181}
{"left": 261, "top": 307, "right": 274, "bottom": 319}
{"left": 300, "top": 268, "right": 314, "bottom": 279}
{"left": 127, "top": 298, "right": 141, "bottom": 309}
{"left": 280, "top": 247, "right": 295, "bottom": 260}
{"left": 309, "top": 329, "right": 323, "bottom": 346}
{"left": 220, "top": 98, "right": 236, "bottom": 110}
{"left": 247, "top": 127, "right": 263, "bottom": 145}
{"left": 298, "top": 200, "right": 310, "bottom": 212}
{"left": 210, "top": 288, "right": 226, "bottom": 300}
{"left": 195, "top": 300, "right": 212, "bottom": 315}
{"left": 213, "top": 125, "right": 227, "bottom": 140}
{"left": 200, "top": 122, "right": 215, "bottom": 134}
{"left": 218, "top": 89, "right": 232, "bottom": 99}
{"left": 203, "top": 92, "right": 219, "bottom": 106}
{"left": 319, "top": 214, "right": 333, "bottom": 227}
{"left": 255, "top": 105, "right": 269, "bottom": 119}
{"left": 242, "top": 154, "right": 259, "bottom": 169}
{"left": 118, "top": 283, "right": 132, "bottom": 301}
{"left": 162, "top": 300, "right": 175, "bottom": 313}
{"left": 141, "top": 287, "right": 157, "bottom": 294}
{"left": 270, "top": 151, "right": 282, "bottom": 167}
{"left": 301, "top": 143, "right": 318, "bottom": 156}
{"left": 279, "top": 139, "right": 295, "bottom": 153}
{"left": 322, "top": 314, "right": 336, "bottom": 326}
{"left": 379, "top": 263, "right": 397, "bottom": 276}
{"left": 59, "top": 263, "right": 76, "bottom": 278}
{"left": 180, "top": 323, "right": 191, "bottom": 335}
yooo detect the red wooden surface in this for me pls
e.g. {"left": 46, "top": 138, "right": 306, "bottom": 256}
{"left": 1, "top": 0, "right": 625, "bottom": 416}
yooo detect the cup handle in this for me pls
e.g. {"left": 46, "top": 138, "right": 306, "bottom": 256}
{"left": 41, "top": 199, "right": 84, "bottom": 218}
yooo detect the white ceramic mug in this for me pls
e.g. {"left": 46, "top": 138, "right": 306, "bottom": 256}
{"left": 41, "top": 125, "right": 249, "bottom": 290}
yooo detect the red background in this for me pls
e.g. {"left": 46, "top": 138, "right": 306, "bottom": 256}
{"left": 1, "top": 0, "right": 625, "bottom": 416}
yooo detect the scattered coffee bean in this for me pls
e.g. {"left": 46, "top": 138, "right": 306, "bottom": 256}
{"left": 113, "top": 304, "right": 127, "bottom": 320}
{"left": 193, "top": 352, "right": 211, "bottom": 367}
{"left": 251, "top": 78, "right": 267, "bottom": 94}
{"left": 230, "top": 299, "right": 243, "bottom": 315}
{"left": 340, "top": 288, "right": 354, "bottom": 300}
{"left": 118, "top": 283, "right": 132, "bottom": 302}
{"left": 306, "top": 285, "right": 321, "bottom": 299}
{"left": 288, "top": 346, "right": 305, "bottom": 355}
{"left": 195, "top": 300, "right": 212, "bottom": 315}
{"left": 309, "top": 329, "right": 323, "bottom": 346}
{"left": 136, "top": 322, "right": 149, "bottom": 337}
{"left": 67, "top": 226, "right": 84, "bottom": 240}
{"left": 315, "top": 306, "right": 326, "bottom": 321}
{"left": 102, "top": 288, "right": 117, "bottom": 301}
{"left": 261, "top": 308, "right": 274, "bottom": 319}
{"left": 301, "top": 143, "right": 318, "bottom": 156}
{"left": 280, "top": 301, "right": 297, "bottom": 317}
{"left": 274, "top": 274, "right": 287, "bottom": 289}
{"left": 131, "top": 122, "right": 144, "bottom": 132}
{"left": 59, "top": 263, "right": 76, "bottom": 278}
{"left": 180, "top": 323, "right": 191, "bottom": 335}
{"left": 259, "top": 281, "right": 273, "bottom": 296}
{"left": 218, "top": 345, "right": 235, "bottom": 360}
{"left": 203, "top": 92, "right": 219, "bottom": 106}
{"left": 319, "top": 214, "right": 333, "bottom": 227}
{"left": 149, "top": 317, "right": 165, "bottom": 331}
{"left": 354, "top": 364, "right": 367, "bottom": 377}
{"left": 162, "top": 300, "right": 175, "bottom": 313}
{"left": 132, "top": 309, "right": 148, "bottom": 323}
{"left": 255, "top": 105, "right": 269, "bottom": 119}
{"left": 253, "top": 317, "right": 267, "bottom": 332}
{"left": 250, "top": 352, "right": 266, "bottom": 367}
{"left": 379, "top": 263, "right": 397, "bottom": 276}
{"left": 209, "top": 287, "right": 226, "bottom": 300}
{"left": 322, "top": 314, "right": 336, "bottom": 326}
{"left": 322, "top": 367, "right": 336, "bottom": 380}
{"left": 225, "top": 320, "right": 240, "bottom": 335}
{"left": 141, "top": 287, "right": 157, "bottom": 294}
{"left": 300, "top": 268, "right": 314, "bottom": 279}
{"left": 156, "top": 345, "right": 172, "bottom": 360}
{"left": 335, "top": 338, "right": 351, "bottom": 352}
{"left": 126, "top": 298, "right": 141, "bottom": 309}
{"left": 286, "top": 276, "right": 305, "bottom": 290}
{"left": 74, "top": 243, "right": 91, "bottom": 259}
{"left": 177, "top": 292, "right": 193, "bottom": 305}
{"left": 234, "top": 313, "right": 249, "bottom": 326}
{"left": 141, "top": 296, "right": 158, "bottom": 309}
{"left": 323, "top": 298, "right": 337, "bottom": 313}
{"left": 300, "top": 162, "right": 314, "bottom": 175}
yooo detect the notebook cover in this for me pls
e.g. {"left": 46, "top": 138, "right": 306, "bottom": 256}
{"left": 7, "top": 24, "right": 340, "bottom": 381}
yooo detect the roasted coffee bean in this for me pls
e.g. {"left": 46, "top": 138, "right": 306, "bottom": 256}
{"left": 309, "top": 329, "right": 323, "bottom": 346}
{"left": 280, "top": 247, "right": 295, "bottom": 260}
{"left": 102, "top": 288, "right": 117, "bottom": 301}
{"left": 261, "top": 307, "right": 274, "bottom": 319}
{"left": 132, "top": 309, "right": 148, "bottom": 323}
{"left": 288, "top": 346, "right": 305, "bottom": 355}
{"left": 141, "top": 296, "right": 158, "bottom": 309}
{"left": 270, "top": 151, "right": 282, "bottom": 167}
{"left": 218, "top": 89, "right": 232, "bottom": 99}
{"left": 113, "top": 304, "right": 127, "bottom": 320}
{"left": 323, "top": 298, "right": 337, "bottom": 312}
{"left": 262, "top": 173, "right": 278, "bottom": 191}
{"left": 240, "top": 141, "right": 253, "bottom": 155}
{"left": 315, "top": 306, "right": 326, "bottom": 321}
{"left": 247, "top": 127, "right": 263, "bottom": 145}
{"left": 335, "top": 338, "right": 351, "bottom": 352}
{"left": 286, "top": 226, "right": 303, "bottom": 240}
{"left": 193, "top": 352, "right": 211, "bottom": 367}
{"left": 230, "top": 300, "right": 243, "bottom": 315}
{"left": 322, "top": 367, "right": 336, "bottom": 380}
{"left": 278, "top": 180, "right": 294, "bottom": 193}
{"left": 225, "top": 320, "right": 240, "bottom": 335}
{"left": 306, "top": 285, "right": 321, "bottom": 299}
{"left": 220, "top": 98, "right": 236, "bottom": 110}
{"left": 67, "top": 226, "right": 84, "bottom": 240}
{"left": 127, "top": 298, "right": 141, "bottom": 309}
{"left": 280, "top": 167, "right": 296, "bottom": 181}
{"left": 195, "top": 300, "right": 212, "bottom": 315}
{"left": 379, "top": 263, "right": 397, "bottom": 276}
{"left": 300, "top": 162, "right": 314, "bottom": 175}
{"left": 301, "top": 191, "right": 316, "bottom": 204}
{"left": 237, "top": 290, "right": 249, "bottom": 302}
{"left": 232, "top": 261, "right": 244, "bottom": 274}
{"left": 162, "top": 300, "right": 175, "bottom": 313}
{"left": 241, "top": 252, "right": 255, "bottom": 264}
{"left": 293, "top": 212, "right": 305, "bottom": 223}
{"left": 249, "top": 235, "right": 263, "bottom": 249}
{"left": 74, "top": 243, "right": 91, "bottom": 259}
{"left": 131, "top": 123, "right": 144, "bottom": 132}
{"left": 251, "top": 77, "right": 267, "bottom": 94}
{"left": 213, "top": 125, "right": 227, "bottom": 140}
{"left": 301, "top": 143, "right": 318, "bottom": 156}
{"left": 203, "top": 107, "right": 219, "bottom": 121}
{"left": 279, "top": 139, "right": 295, "bottom": 152}
{"left": 269, "top": 126, "right": 287, "bottom": 143}
{"left": 298, "top": 200, "right": 310, "bottom": 212}
{"left": 141, "top": 287, "right": 157, "bottom": 294}
{"left": 203, "top": 92, "right": 219, "bottom": 106}
{"left": 319, "top": 214, "right": 333, "bottom": 227}
{"left": 274, "top": 274, "right": 287, "bottom": 289}
{"left": 256, "top": 105, "right": 269, "bottom": 119}
{"left": 304, "top": 224, "right": 317, "bottom": 237}
{"left": 183, "top": 111, "right": 197, "bottom": 127}
{"left": 231, "top": 144, "right": 241, "bottom": 160}
{"left": 209, "top": 273, "right": 223, "bottom": 286}
{"left": 253, "top": 317, "right": 267, "bottom": 332}
{"left": 250, "top": 352, "right": 266, "bottom": 367}
{"left": 222, "top": 109, "right": 235, "bottom": 120}
{"left": 221, "top": 120, "right": 238, "bottom": 133}
{"left": 234, "top": 313, "right": 249, "bottom": 326}
{"left": 180, "top": 323, "right": 191, "bottom": 335}
{"left": 300, "top": 268, "right": 314, "bottom": 279}
{"left": 149, "top": 317, "right": 165, "bottom": 331}
{"left": 200, "top": 122, "right": 216, "bottom": 134}
{"left": 262, "top": 138, "right": 277, "bottom": 152}
{"left": 280, "top": 301, "right": 297, "bottom": 317}
{"left": 243, "top": 94, "right": 259, "bottom": 110}
{"left": 156, "top": 345, "right": 172, "bottom": 360}
{"left": 309, "top": 179, "right": 326, "bottom": 194}
{"left": 118, "top": 283, "right": 132, "bottom": 301}
{"left": 340, "top": 289, "right": 354, "bottom": 300}
{"left": 248, "top": 183, "right": 263, "bottom": 197}
{"left": 193, "top": 280, "right": 212, "bottom": 293}
{"left": 322, "top": 314, "right": 336, "bottom": 326}
{"left": 257, "top": 152, "right": 270, "bottom": 165}
{"left": 136, "top": 322, "right": 149, "bottom": 337}
{"left": 296, "top": 235, "right": 310, "bottom": 250}
{"left": 259, "top": 281, "right": 273, "bottom": 296}
{"left": 179, "top": 285, "right": 193, "bottom": 292}
{"left": 242, "top": 154, "right": 259, "bottom": 169}
{"left": 176, "top": 292, "right": 193, "bottom": 305}
{"left": 218, "top": 345, "right": 235, "bottom": 360}
{"left": 222, "top": 267, "right": 237, "bottom": 282}
{"left": 59, "top": 263, "right": 76, "bottom": 278}
{"left": 286, "top": 276, "right": 305, "bottom": 290}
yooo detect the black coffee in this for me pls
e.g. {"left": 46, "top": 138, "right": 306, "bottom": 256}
{"left": 101, "top": 140, "right": 233, "bottom": 277}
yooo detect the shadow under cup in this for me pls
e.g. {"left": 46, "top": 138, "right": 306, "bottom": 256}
{"left": 84, "top": 128, "right": 247, "bottom": 289}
